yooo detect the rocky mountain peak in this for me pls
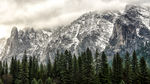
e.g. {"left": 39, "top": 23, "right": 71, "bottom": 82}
{"left": 1, "top": 5, "right": 150, "bottom": 63}
{"left": 125, "top": 5, "right": 150, "bottom": 19}
{"left": 105, "top": 5, "right": 150, "bottom": 56}
{"left": 11, "top": 27, "right": 18, "bottom": 39}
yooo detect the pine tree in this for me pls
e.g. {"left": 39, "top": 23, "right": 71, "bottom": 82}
{"left": 15, "top": 79, "right": 22, "bottom": 84}
{"left": 112, "top": 53, "right": 123, "bottom": 84}
{"left": 61, "top": 50, "right": 73, "bottom": 84}
{"left": 139, "top": 57, "right": 149, "bottom": 84}
{"left": 59, "top": 52, "right": 66, "bottom": 83}
{"left": 45, "top": 77, "right": 52, "bottom": 84}
{"left": 52, "top": 50, "right": 60, "bottom": 78}
{"left": 29, "top": 56, "right": 33, "bottom": 84}
{"left": 10, "top": 57, "right": 17, "bottom": 84}
{"left": 120, "top": 80, "right": 125, "bottom": 84}
{"left": 124, "top": 52, "right": 132, "bottom": 84}
{"left": 78, "top": 55, "right": 84, "bottom": 84}
{"left": 37, "top": 79, "right": 43, "bottom": 84}
{"left": 95, "top": 49, "right": 101, "bottom": 75}
{"left": 31, "top": 78, "right": 38, "bottom": 84}
{"left": 32, "top": 56, "right": 39, "bottom": 79}
{"left": 0, "top": 61, "right": 3, "bottom": 78}
{"left": 131, "top": 51, "right": 140, "bottom": 84}
{"left": 0, "top": 79, "right": 3, "bottom": 84}
{"left": 22, "top": 50, "right": 29, "bottom": 84}
{"left": 73, "top": 55, "right": 79, "bottom": 84}
{"left": 47, "top": 57, "right": 52, "bottom": 78}
{"left": 39, "top": 63, "right": 47, "bottom": 82}
{"left": 99, "top": 52, "right": 110, "bottom": 84}
{"left": 82, "top": 48, "right": 95, "bottom": 84}
{"left": 16, "top": 61, "right": 23, "bottom": 84}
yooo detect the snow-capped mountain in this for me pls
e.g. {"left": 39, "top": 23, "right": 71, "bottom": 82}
{"left": 0, "top": 5, "right": 150, "bottom": 63}
{"left": 105, "top": 5, "right": 150, "bottom": 56}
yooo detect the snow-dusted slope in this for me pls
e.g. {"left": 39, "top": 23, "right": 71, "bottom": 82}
{"left": 1, "top": 5, "right": 150, "bottom": 63}
{"left": 46, "top": 11, "right": 119, "bottom": 61}
{"left": 105, "top": 5, "right": 150, "bottom": 56}
{"left": 0, "top": 38, "right": 7, "bottom": 59}
{"left": 0, "top": 11, "right": 119, "bottom": 63}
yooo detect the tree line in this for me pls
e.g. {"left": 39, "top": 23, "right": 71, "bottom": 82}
{"left": 0, "top": 48, "right": 149, "bottom": 84}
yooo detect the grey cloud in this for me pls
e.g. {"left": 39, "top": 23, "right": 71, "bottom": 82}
{"left": 12, "top": 0, "right": 45, "bottom": 5}
{"left": 1, "top": 0, "right": 150, "bottom": 38}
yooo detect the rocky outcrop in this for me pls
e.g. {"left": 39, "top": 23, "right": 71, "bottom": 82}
{"left": 105, "top": 5, "right": 150, "bottom": 56}
{"left": 0, "top": 5, "right": 150, "bottom": 63}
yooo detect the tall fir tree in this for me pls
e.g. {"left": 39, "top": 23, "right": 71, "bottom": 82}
{"left": 0, "top": 79, "right": 3, "bottom": 84}
{"left": 131, "top": 51, "right": 140, "bottom": 84}
{"left": 29, "top": 56, "right": 33, "bottom": 84}
{"left": 139, "top": 57, "right": 149, "bottom": 84}
{"left": 0, "top": 61, "right": 3, "bottom": 78}
{"left": 37, "top": 79, "right": 43, "bottom": 84}
{"left": 95, "top": 49, "right": 101, "bottom": 75}
{"left": 22, "top": 50, "right": 29, "bottom": 84}
{"left": 45, "top": 77, "right": 52, "bottom": 84}
{"left": 82, "top": 48, "right": 95, "bottom": 84}
{"left": 123, "top": 52, "right": 132, "bottom": 84}
{"left": 112, "top": 53, "right": 123, "bottom": 84}
{"left": 52, "top": 50, "right": 61, "bottom": 84}
{"left": 47, "top": 57, "right": 52, "bottom": 78}
{"left": 78, "top": 55, "right": 84, "bottom": 84}
{"left": 73, "top": 55, "right": 79, "bottom": 84}
{"left": 10, "top": 57, "right": 17, "bottom": 84}
{"left": 16, "top": 60, "right": 23, "bottom": 84}
{"left": 99, "top": 52, "right": 110, "bottom": 84}
{"left": 31, "top": 78, "right": 38, "bottom": 84}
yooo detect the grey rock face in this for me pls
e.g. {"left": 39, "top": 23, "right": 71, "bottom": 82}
{"left": 1, "top": 5, "right": 150, "bottom": 63}
{"left": 0, "top": 11, "right": 119, "bottom": 63}
{"left": 105, "top": 5, "right": 150, "bottom": 56}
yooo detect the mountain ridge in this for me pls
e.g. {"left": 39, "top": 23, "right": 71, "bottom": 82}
{"left": 0, "top": 5, "right": 150, "bottom": 63}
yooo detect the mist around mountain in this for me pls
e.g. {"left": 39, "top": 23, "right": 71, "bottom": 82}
{"left": 0, "top": 4, "right": 150, "bottom": 84}
{"left": 0, "top": 4, "right": 150, "bottom": 63}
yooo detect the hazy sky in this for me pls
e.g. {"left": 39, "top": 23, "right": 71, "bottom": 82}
{"left": 0, "top": 0, "right": 150, "bottom": 38}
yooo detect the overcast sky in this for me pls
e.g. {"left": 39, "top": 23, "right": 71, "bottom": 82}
{"left": 0, "top": 0, "right": 150, "bottom": 38}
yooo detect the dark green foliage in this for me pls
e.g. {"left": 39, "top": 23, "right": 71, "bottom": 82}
{"left": 47, "top": 58, "right": 52, "bottom": 78}
{"left": 31, "top": 78, "right": 38, "bottom": 84}
{"left": 78, "top": 55, "right": 84, "bottom": 84}
{"left": 37, "top": 79, "right": 43, "bottom": 84}
{"left": 123, "top": 52, "right": 132, "bottom": 84}
{"left": 120, "top": 80, "right": 125, "bottom": 84}
{"left": 95, "top": 49, "right": 101, "bottom": 75}
{"left": 82, "top": 48, "right": 95, "bottom": 84}
{"left": 131, "top": 51, "right": 140, "bottom": 84}
{"left": 10, "top": 57, "right": 17, "bottom": 84}
{"left": 22, "top": 50, "right": 29, "bottom": 84}
{"left": 0, "top": 79, "right": 3, "bottom": 84}
{"left": 16, "top": 61, "right": 22, "bottom": 84}
{"left": 99, "top": 52, "right": 111, "bottom": 84}
{"left": 139, "top": 57, "right": 149, "bottom": 84}
{"left": 0, "top": 49, "right": 150, "bottom": 84}
{"left": 73, "top": 55, "right": 79, "bottom": 84}
{"left": 112, "top": 53, "right": 123, "bottom": 84}
{"left": 14, "top": 79, "right": 22, "bottom": 84}
{"left": 45, "top": 77, "right": 52, "bottom": 84}
{"left": 29, "top": 56, "right": 33, "bottom": 84}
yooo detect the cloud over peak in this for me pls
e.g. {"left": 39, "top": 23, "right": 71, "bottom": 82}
{"left": 0, "top": 0, "right": 150, "bottom": 38}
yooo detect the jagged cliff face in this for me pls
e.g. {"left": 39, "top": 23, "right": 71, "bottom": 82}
{"left": 0, "top": 27, "right": 52, "bottom": 62}
{"left": 0, "top": 11, "right": 119, "bottom": 63}
{"left": 105, "top": 5, "right": 150, "bottom": 56}
{"left": 0, "top": 5, "right": 150, "bottom": 63}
